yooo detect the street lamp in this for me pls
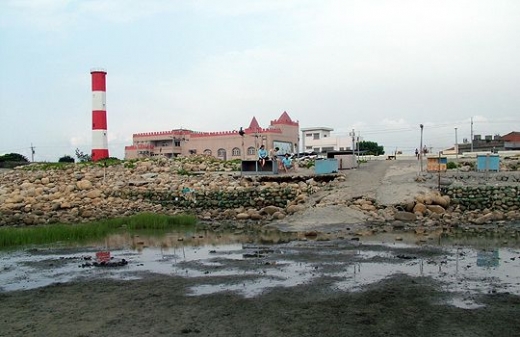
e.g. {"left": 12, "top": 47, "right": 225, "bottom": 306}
{"left": 419, "top": 124, "right": 424, "bottom": 172}
{"left": 454, "top": 127, "right": 458, "bottom": 161}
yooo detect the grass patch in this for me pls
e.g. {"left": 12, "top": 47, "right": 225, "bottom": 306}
{"left": 0, "top": 213, "right": 197, "bottom": 249}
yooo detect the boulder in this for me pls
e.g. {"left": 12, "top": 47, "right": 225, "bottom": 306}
{"left": 236, "top": 213, "right": 250, "bottom": 220}
{"left": 394, "top": 211, "right": 417, "bottom": 222}
{"left": 76, "top": 179, "right": 92, "bottom": 190}
{"left": 426, "top": 205, "right": 445, "bottom": 214}
{"left": 413, "top": 203, "right": 427, "bottom": 215}
{"left": 261, "top": 205, "right": 284, "bottom": 215}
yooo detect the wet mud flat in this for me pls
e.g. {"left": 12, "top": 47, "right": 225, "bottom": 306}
{"left": 2, "top": 238, "right": 520, "bottom": 337}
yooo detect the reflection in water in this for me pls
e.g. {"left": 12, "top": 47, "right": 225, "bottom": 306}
{"left": 476, "top": 249, "right": 500, "bottom": 268}
{"left": 1, "top": 229, "right": 520, "bottom": 310}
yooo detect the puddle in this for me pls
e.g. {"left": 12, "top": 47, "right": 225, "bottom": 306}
{"left": 1, "top": 230, "right": 520, "bottom": 309}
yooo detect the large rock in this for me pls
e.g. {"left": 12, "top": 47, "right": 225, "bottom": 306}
{"left": 76, "top": 179, "right": 92, "bottom": 190}
{"left": 236, "top": 213, "right": 250, "bottom": 220}
{"left": 286, "top": 204, "right": 305, "bottom": 214}
{"left": 394, "top": 211, "right": 417, "bottom": 222}
{"left": 261, "top": 205, "right": 284, "bottom": 215}
{"left": 413, "top": 203, "right": 427, "bottom": 215}
{"left": 426, "top": 205, "right": 445, "bottom": 214}
{"left": 86, "top": 189, "right": 102, "bottom": 199}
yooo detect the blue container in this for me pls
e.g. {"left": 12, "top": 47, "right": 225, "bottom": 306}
{"left": 476, "top": 154, "right": 500, "bottom": 172}
{"left": 314, "top": 159, "right": 339, "bottom": 174}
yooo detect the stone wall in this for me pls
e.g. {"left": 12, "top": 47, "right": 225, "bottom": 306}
{"left": 441, "top": 186, "right": 519, "bottom": 212}
{"left": 0, "top": 160, "right": 317, "bottom": 226}
{"left": 110, "top": 186, "right": 299, "bottom": 209}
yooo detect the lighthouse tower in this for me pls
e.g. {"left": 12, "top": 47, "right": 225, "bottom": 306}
{"left": 90, "top": 69, "right": 109, "bottom": 161}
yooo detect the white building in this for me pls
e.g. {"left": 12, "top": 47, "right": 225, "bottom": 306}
{"left": 300, "top": 127, "right": 351, "bottom": 153}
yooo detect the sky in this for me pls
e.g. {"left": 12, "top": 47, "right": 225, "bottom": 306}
{"left": 1, "top": 0, "right": 519, "bottom": 161}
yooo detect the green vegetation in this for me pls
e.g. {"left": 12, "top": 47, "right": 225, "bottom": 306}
{"left": 177, "top": 168, "right": 193, "bottom": 175}
{"left": 447, "top": 161, "right": 458, "bottom": 169}
{"left": 0, "top": 213, "right": 197, "bottom": 249}
{"left": 22, "top": 162, "right": 74, "bottom": 171}
{"left": 75, "top": 148, "right": 92, "bottom": 162}
{"left": 0, "top": 153, "right": 29, "bottom": 162}
{"left": 0, "top": 152, "right": 30, "bottom": 168}
{"left": 302, "top": 160, "right": 315, "bottom": 169}
{"left": 358, "top": 141, "right": 385, "bottom": 156}
{"left": 58, "top": 155, "right": 75, "bottom": 163}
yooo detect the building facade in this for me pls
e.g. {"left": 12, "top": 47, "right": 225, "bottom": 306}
{"left": 124, "top": 111, "right": 299, "bottom": 160}
{"left": 447, "top": 131, "right": 519, "bottom": 154}
{"left": 502, "top": 131, "right": 520, "bottom": 150}
{"left": 300, "top": 127, "right": 351, "bottom": 153}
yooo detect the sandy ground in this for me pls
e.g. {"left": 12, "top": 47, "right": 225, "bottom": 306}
{"left": 274, "top": 159, "right": 431, "bottom": 232}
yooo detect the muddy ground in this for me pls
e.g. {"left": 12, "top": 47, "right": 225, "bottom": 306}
{"left": 2, "top": 237, "right": 520, "bottom": 337}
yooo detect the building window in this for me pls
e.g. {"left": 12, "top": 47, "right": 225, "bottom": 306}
{"left": 306, "top": 146, "right": 312, "bottom": 150}
{"left": 313, "top": 133, "right": 320, "bottom": 140}
{"left": 314, "top": 147, "right": 320, "bottom": 152}
{"left": 232, "top": 147, "right": 241, "bottom": 156}
{"left": 322, "top": 147, "right": 334, "bottom": 152}
{"left": 247, "top": 147, "right": 255, "bottom": 155}
{"left": 306, "top": 133, "right": 312, "bottom": 137}
{"left": 203, "top": 149, "right": 212, "bottom": 155}
{"left": 217, "top": 148, "right": 226, "bottom": 157}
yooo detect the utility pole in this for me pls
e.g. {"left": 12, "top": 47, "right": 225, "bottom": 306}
{"left": 454, "top": 127, "right": 458, "bottom": 161}
{"left": 419, "top": 124, "right": 424, "bottom": 172}
{"left": 470, "top": 117, "right": 474, "bottom": 152}
{"left": 349, "top": 129, "right": 356, "bottom": 168}
{"left": 30, "top": 143, "right": 35, "bottom": 162}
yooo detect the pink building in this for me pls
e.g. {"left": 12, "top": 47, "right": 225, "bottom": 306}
{"left": 124, "top": 111, "right": 299, "bottom": 160}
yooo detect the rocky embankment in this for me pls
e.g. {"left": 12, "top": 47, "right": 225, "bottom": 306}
{"left": 1, "top": 156, "right": 519, "bottom": 235}
{"left": 0, "top": 157, "right": 326, "bottom": 227}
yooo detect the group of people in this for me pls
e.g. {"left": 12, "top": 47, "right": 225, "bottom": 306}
{"left": 258, "top": 145, "right": 294, "bottom": 173}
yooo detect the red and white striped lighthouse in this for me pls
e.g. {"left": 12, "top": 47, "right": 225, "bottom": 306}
{"left": 90, "top": 69, "right": 109, "bottom": 161}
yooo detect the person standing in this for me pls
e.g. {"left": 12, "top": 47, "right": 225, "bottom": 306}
{"left": 258, "top": 145, "right": 268, "bottom": 168}
{"left": 269, "top": 146, "right": 281, "bottom": 170}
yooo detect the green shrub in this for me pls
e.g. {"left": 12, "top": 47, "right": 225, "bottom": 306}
{"left": 447, "top": 161, "right": 458, "bottom": 169}
{"left": 59, "top": 156, "right": 75, "bottom": 163}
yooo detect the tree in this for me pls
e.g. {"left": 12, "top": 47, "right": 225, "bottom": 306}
{"left": 75, "top": 148, "right": 92, "bottom": 162}
{"left": 0, "top": 153, "right": 29, "bottom": 162}
{"left": 58, "top": 155, "right": 75, "bottom": 163}
{"left": 358, "top": 141, "right": 385, "bottom": 156}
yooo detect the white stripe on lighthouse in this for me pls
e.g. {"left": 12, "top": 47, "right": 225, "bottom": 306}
{"left": 92, "top": 91, "right": 106, "bottom": 111}
{"left": 92, "top": 130, "right": 108, "bottom": 149}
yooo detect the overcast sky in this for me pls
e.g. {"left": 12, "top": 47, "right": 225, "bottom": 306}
{"left": 1, "top": 0, "right": 519, "bottom": 161}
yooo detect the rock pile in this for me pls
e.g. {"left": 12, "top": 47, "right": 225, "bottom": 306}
{"left": 0, "top": 157, "right": 328, "bottom": 226}
{"left": 1, "top": 156, "right": 519, "bottom": 233}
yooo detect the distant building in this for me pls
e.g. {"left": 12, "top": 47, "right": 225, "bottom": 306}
{"left": 502, "top": 131, "right": 520, "bottom": 150}
{"left": 124, "top": 111, "right": 299, "bottom": 160}
{"left": 457, "top": 134, "right": 504, "bottom": 153}
{"left": 448, "top": 131, "right": 519, "bottom": 154}
{"left": 300, "top": 127, "right": 351, "bottom": 153}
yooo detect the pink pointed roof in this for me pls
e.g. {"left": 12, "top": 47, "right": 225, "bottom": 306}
{"left": 270, "top": 111, "right": 298, "bottom": 126}
{"left": 246, "top": 116, "right": 261, "bottom": 131}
